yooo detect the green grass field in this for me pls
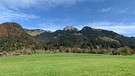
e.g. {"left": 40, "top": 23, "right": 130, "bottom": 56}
{"left": 0, "top": 53, "right": 135, "bottom": 76}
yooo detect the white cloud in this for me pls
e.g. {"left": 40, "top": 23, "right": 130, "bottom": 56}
{"left": 0, "top": 0, "right": 40, "bottom": 23}
{"left": 84, "top": 9, "right": 92, "bottom": 13}
{"left": 0, "top": 7, "right": 39, "bottom": 23}
{"left": 77, "top": 22, "right": 135, "bottom": 36}
{"left": 99, "top": 8, "right": 112, "bottom": 13}
{"left": 36, "top": 18, "right": 70, "bottom": 31}
{"left": 118, "top": 8, "right": 130, "bottom": 14}
{"left": 94, "top": 25, "right": 135, "bottom": 36}
{"left": 0, "top": 0, "right": 83, "bottom": 23}
{"left": 37, "top": 22, "right": 65, "bottom": 31}
{"left": 0, "top": 0, "right": 38, "bottom": 9}
{"left": 0, "top": 0, "right": 83, "bottom": 10}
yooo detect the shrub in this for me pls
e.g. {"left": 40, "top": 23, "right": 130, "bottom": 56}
{"left": 119, "top": 47, "right": 134, "bottom": 55}
{"left": 88, "top": 49, "right": 97, "bottom": 54}
{"left": 111, "top": 50, "right": 117, "bottom": 55}
{"left": 53, "top": 50, "right": 59, "bottom": 53}
{"left": 46, "top": 50, "right": 51, "bottom": 54}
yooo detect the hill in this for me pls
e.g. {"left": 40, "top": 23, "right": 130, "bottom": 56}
{"left": 36, "top": 26, "right": 135, "bottom": 51}
{"left": 0, "top": 22, "right": 41, "bottom": 52}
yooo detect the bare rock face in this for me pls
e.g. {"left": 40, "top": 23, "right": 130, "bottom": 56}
{"left": 25, "top": 29, "right": 45, "bottom": 36}
{"left": 63, "top": 25, "right": 77, "bottom": 31}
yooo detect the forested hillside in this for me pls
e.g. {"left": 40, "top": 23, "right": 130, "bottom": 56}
{"left": 36, "top": 26, "right": 135, "bottom": 51}
{"left": 0, "top": 22, "right": 41, "bottom": 52}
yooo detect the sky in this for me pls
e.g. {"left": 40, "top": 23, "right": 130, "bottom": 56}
{"left": 0, "top": 0, "right": 135, "bottom": 37}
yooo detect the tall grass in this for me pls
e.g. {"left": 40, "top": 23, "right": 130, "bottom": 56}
{"left": 0, "top": 53, "right": 135, "bottom": 76}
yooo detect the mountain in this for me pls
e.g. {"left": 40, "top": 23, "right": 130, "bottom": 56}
{"left": 36, "top": 26, "right": 135, "bottom": 50}
{"left": 0, "top": 22, "right": 41, "bottom": 52}
{"left": 0, "top": 22, "right": 24, "bottom": 37}
{"left": 0, "top": 22, "right": 134, "bottom": 53}
{"left": 25, "top": 29, "right": 45, "bottom": 36}
{"left": 35, "top": 26, "right": 78, "bottom": 42}
{"left": 63, "top": 25, "right": 78, "bottom": 31}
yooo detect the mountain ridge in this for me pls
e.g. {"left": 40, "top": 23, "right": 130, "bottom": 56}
{"left": 36, "top": 26, "right": 135, "bottom": 50}
{"left": 0, "top": 22, "right": 135, "bottom": 53}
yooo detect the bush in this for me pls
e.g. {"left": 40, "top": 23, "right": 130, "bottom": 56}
{"left": 53, "top": 50, "right": 59, "bottom": 53}
{"left": 119, "top": 47, "right": 134, "bottom": 55}
{"left": 88, "top": 49, "right": 97, "bottom": 54}
{"left": 111, "top": 50, "right": 117, "bottom": 55}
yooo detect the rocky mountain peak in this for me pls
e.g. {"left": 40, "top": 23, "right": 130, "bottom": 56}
{"left": 63, "top": 25, "right": 77, "bottom": 31}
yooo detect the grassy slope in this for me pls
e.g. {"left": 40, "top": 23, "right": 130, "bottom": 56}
{"left": 0, "top": 53, "right": 135, "bottom": 76}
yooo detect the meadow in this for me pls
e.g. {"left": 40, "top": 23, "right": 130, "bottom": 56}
{"left": 0, "top": 53, "right": 135, "bottom": 76}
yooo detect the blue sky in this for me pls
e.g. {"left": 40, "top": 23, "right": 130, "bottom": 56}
{"left": 0, "top": 0, "right": 135, "bottom": 36}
